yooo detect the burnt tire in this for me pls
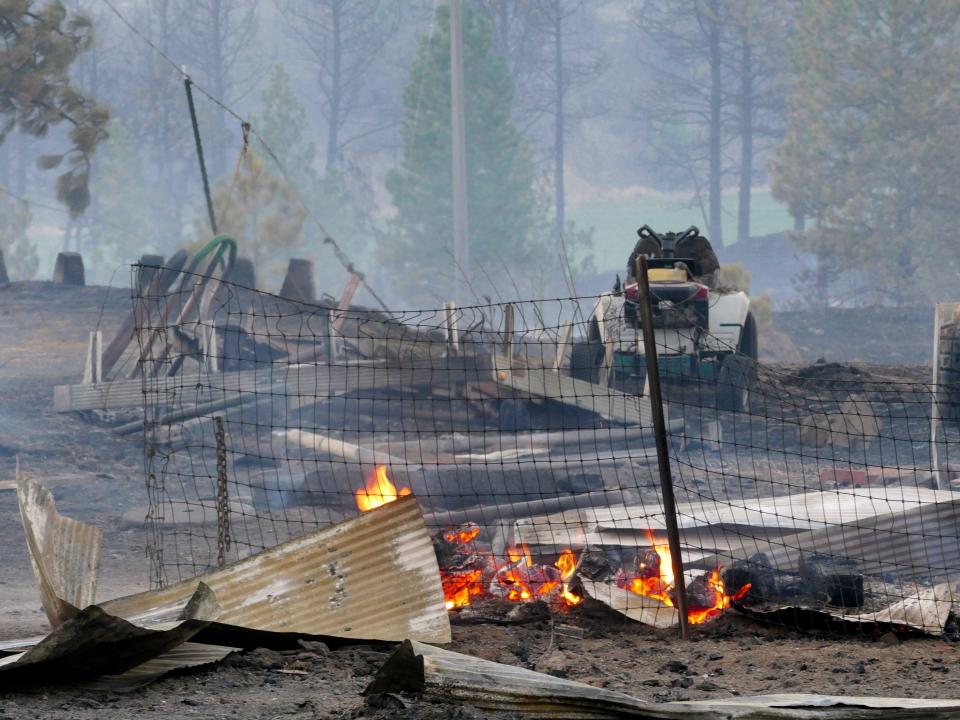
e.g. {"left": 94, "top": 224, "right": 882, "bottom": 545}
{"left": 939, "top": 322, "right": 960, "bottom": 426}
{"left": 569, "top": 340, "right": 603, "bottom": 385}
{"left": 717, "top": 353, "right": 756, "bottom": 413}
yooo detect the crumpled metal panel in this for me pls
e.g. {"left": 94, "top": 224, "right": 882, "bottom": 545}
{"left": 101, "top": 494, "right": 451, "bottom": 643}
{"left": 367, "top": 640, "right": 960, "bottom": 719}
{"left": 17, "top": 476, "right": 102, "bottom": 627}
{"left": 0, "top": 583, "right": 229, "bottom": 688}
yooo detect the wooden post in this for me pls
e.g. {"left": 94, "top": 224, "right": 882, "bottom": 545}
{"left": 503, "top": 303, "right": 515, "bottom": 360}
{"left": 280, "top": 258, "right": 315, "bottom": 302}
{"left": 553, "top": 320, "right": 573, "bottom": 372}
{"left": 202, "top": 325, "right": 219, "bottom": 373}
{"left": 931, "top": 303, "right": 960, "bottom": 489}
{"left": 636, "top": 255, "right": 690, "bottom": 640}
{"left": 450, "top": 0, "right": 469, "bottom": 305}
{"left": 320, "top": 306, "right": 334, "bottom": 363}
{"left": 229, "top": 256, "right": 256, "bottom": 288}
{"left": 0, "top": 249, "right": 8, "bottom": 284}
{"left": 82, "top": 331, "right": 102, "bottom": 384}
{"left": 332, "top": 272, "right": 361, "bottom": 333}
{"left": 443, "top": 301, "right": 460, "bottom": 354}
{"left": 53, "top": 252, "right": 85, "bottom": 286}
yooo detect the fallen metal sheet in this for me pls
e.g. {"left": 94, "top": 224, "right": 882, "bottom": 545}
{"left": 520, "top": 486, "right": 958, "bottom": 536}
{"left": 579, "top": 579, "right": 678, "bottom": 629}
{"left": 81, "top": 642, "right": 236, "bottom": 693}
{"left": 740, "top": 582, "right": 955, "bottom": 635}
{"left": 367, "top": 640, "right": 960, "bottom": 719}
{"left": 17, "top": 476, "right": 102, "bottom": 627}
{"left": 100, "top": 494, "right": 451, "bottom": 643}
{"left": 0, "top": 583, "right": 227, "bottom": 686}
{"left": 517, "top": 487, "right": 960, "bottom": 583}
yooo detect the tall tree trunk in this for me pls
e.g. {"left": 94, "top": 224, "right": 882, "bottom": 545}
{"left": 553, "top": 0, "right": 565, "bottom": 255}
{"left": 325, "top": 0, "right": 343, "bottom": 175}
{"left": 707, "top": 0, "right": 723, "bottom": 246}
{"left": 736, "top": 36, "right": 752, "bottom": 246}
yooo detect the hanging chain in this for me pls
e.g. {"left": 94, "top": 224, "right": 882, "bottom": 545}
{"left": 214, "top": 415, "right": 231, "bottom": 567}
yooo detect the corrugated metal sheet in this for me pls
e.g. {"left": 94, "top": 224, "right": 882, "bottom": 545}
{"left": 367, "top": 641, "right": 960, "bottom": 719}
{"left": 519, "top": 486, "right": 960, "bottom": 536}
{"left": 101, "top": 494, "right": 451, "bottom": 643}
{"left": 17, "top": 476, "right": 102, "bottom": 627}
{"left": 82, "top": 642, "right": 235, "bottom": 692}
{"left": 0, "top": 583, "right": 224, "bottom": 686}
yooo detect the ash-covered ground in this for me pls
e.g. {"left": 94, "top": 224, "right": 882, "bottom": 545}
{"left": 0, "top": 280, "right": 955, "bottom": 719}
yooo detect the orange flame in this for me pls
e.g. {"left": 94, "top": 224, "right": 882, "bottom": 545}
{"left": 443, "top": 569, "right": 484, "bottom": 610}
{"left": 556, "top": 549, "right": 582, "bottom": 606}
{"left": 622, "top": 538, "right": 749, "bottom": 625}
{"left": 444, "top": 525, "right": 480, "bottom": 544}
{"left": 355, "top": 465, "right": 411, "bottom": 512}
{"left": 507, "top": 544, "right": 533, "bottom": 567}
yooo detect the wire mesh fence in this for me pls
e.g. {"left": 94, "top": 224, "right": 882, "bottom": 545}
{"left": 134, "top": 261, "right": 960, "bottom": 637}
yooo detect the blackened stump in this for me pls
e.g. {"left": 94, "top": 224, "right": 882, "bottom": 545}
{"left": 53, "top": 252, "right": 84, "bottom": 286}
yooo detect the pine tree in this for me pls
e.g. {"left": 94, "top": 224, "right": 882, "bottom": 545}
{"left": 384, "top": 4, "right": 541, "bottom": 303}
{"left": 771, "top": 0, "right": 960, "bottom": 305}
{"left": 1, "top": 0, "right": 109, "bottom": 216}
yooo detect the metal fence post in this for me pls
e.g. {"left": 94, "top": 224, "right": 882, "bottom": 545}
{"left": 635, "top": 255, "right": 690, "bottom": 639}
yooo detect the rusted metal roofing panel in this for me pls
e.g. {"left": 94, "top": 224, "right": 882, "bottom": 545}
{"left": 101, "top": 494, "right": 451, "bottom": 643}
{"left": 17, "top": 476, "right": 102, "bottom": 627}
{"left": 367, "top": 641, "right": 960, "bottom": 719}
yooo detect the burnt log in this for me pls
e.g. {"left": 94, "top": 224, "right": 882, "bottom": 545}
{"left": 577, "top": 548, "right": 616, "bottom": 582}
{"left": 136, "top": 254, "right": 164, "bottom": 291}
{"left": 722, "top": 552, "right": 778, "bottom": 603}
{"left": 799, "top": 552, "right": 864, "bottom": 608}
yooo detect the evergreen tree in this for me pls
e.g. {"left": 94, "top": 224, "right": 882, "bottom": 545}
{"left": 384, "top": 4, "right": 540, "bottom": 303}
{"left": 1, "top": 0, "right": 109, "bottom": 216}
{"left": 771, "top": 0, "right": 960, "bottom": 305}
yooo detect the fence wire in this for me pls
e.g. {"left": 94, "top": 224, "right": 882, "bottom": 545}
{"left": 134, "top": 263, "right": 960, "bottom": 637}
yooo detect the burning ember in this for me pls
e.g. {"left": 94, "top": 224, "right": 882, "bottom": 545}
{"left": 355, "top": 465, "right": 411, "bottom": 512}
{"left": 435, "top": 525, "right": 581, "bottom": 611}
{"left": 444, "top": 526, "right": 480, "bottom": 544}
{"left": 617, "top": 535, "right": 750, "bottom": 624}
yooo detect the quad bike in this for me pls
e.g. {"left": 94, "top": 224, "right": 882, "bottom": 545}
{"left": 570, "top": 225, "right": 757, "bottom": 412}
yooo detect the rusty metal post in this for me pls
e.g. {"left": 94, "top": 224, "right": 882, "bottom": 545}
{"left": 635, "top": 255, "right": 690, "bottom": 639}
